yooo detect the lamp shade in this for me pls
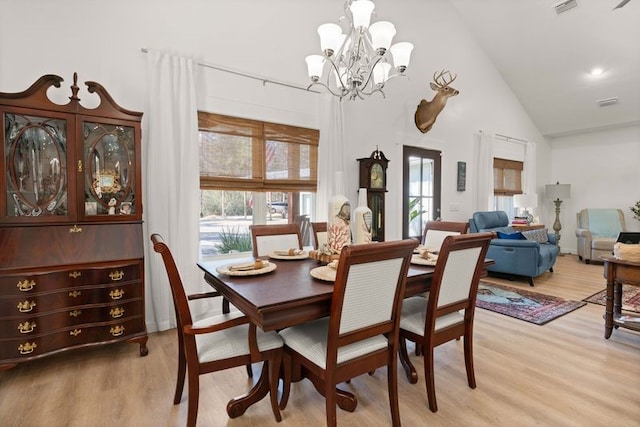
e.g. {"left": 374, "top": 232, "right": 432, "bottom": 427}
{"left": 305, "top": 55, "right": 325, "bottom": 80}
{"left": 513, "top": 193, "right": 538, "bottom": 209}
{"left": 369, "top": 21, "right": 396, "bottom": 52}
{"left": 390, "top": 42, "right": 414, "bottom": 71}
{"left": 317, "top": 23, "right": 342, "bottom": 55}
{"left": 350, "top": 0, "right": 375, "bottom": 29}
{"left": 545, "top": 183, "right": 571, "bottom": 201}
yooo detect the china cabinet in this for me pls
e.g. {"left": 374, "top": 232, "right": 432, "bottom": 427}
{"left": 357, "top": 149, "right": 389, "bottom": 242}
{"left": 0, "top": 74, "right": 147, "bottom": 371}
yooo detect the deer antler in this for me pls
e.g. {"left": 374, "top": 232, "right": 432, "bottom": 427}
{"left": 432, "top": 69, "right": 457, "bottom": 88}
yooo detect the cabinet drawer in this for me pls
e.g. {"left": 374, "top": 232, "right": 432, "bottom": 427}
{"left": 0, "top": 317, "right": 145, "bottom": 362}
{"left": 0, "top": 281, "right": 143, "bottom": 316}
{"left": 0, "top": 263, "right": 141, "bottom": 296}
{"left": 0, "top": 300, "right": 143, "bottom": 339}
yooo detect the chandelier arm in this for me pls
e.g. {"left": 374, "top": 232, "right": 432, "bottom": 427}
{"left": 324, "top": 56, "right": 350, "bottom": 92}
{"left": 307, "top": 81, "right": 347, "bottom": 98}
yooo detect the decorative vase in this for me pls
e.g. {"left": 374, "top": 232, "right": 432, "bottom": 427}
{"left": 353, "top": 188, "right": 372, "bottom": 244}
{"left": 327, "top": 171, "right": 351, "bottom": 253}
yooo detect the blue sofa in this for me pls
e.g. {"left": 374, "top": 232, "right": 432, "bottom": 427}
{"left": 469, "top": 211, "right": 559, "bottom": 286}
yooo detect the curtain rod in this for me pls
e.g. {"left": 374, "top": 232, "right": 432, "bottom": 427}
{"left": 140, "top": 47, "right": 320, "bottom": 94}
{"left": 495, "top": 133, "right": 527, "bottom": 144}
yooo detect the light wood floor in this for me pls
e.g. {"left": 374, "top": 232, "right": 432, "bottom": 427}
{"left": 2, "top": 255, "right": 639, "bottom": 427}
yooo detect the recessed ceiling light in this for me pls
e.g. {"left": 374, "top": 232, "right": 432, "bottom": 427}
{"left": 590, "top": 68, "right": 604, "bottom": 76}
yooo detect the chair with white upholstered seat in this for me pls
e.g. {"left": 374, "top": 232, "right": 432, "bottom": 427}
{"left": 311, "top": 221, "right": 328, "bottom": 250}
{"left": 398, "top": 232, "right": 493, "bottom": 413}
{"left": 250, "top": 224, "right": 303, "bottom": 258}
{"left": 421, "top": 220, "right": 469, "bottom": 251}
{"left": 150, "top": 234, "right": 283, "bottom": 427}
{"left": 278, "top": 239, "right": 417, "bottom": 427}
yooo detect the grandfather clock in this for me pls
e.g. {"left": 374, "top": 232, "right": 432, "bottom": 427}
{"left": 357, "top": 149, "right": 389, "bottom": 242}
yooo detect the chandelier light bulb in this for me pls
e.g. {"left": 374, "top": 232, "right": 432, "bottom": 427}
{"left": 305, "top": 55, "right": 325, "bottom": 81}
{"left": 317, "top": 23, "right": 342, "bottom": 57}
{"left": 350, "top": 0, "right": 375, "bottom": 29}
{"left": 390, "top": 42, "right": 414, "bottom": 72}
{"left": 369, "top": 21, "right": 396, "bottom": 54}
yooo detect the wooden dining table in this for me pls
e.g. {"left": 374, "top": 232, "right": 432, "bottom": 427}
{"left": 196, "top": 255, "right": 492, "bottom": 417}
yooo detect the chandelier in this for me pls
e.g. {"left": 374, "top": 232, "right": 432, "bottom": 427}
{"left": 305, "top": 0, "right": 414, "bottom": 101}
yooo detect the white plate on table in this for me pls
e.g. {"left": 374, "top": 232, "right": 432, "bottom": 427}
{"left": 216, "top": 261, "right": 277, "bottom": 276}
{"left": 268, "top": 251, "right": 309, "bottom": 260}
{"left": 410, "top": 254, "right": 438, "bottom": 266}
{"left": 310, "top": 266, "right": 336, "bottom": 282}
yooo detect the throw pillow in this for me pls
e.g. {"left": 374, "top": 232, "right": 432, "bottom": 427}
{"left": 522, "top": 228, "right": 549, "bottom": 243}
{"left": 497, "top": 231, "right": 525, "bottom": 240}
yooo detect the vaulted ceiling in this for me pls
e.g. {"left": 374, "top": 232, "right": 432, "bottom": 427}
{"left": 448, "top": 0, "right": 640, "bottom": 137}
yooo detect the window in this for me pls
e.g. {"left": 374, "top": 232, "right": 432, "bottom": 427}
{"left": 493, "top": 158, "right": 523, "bottom": 215}
{"left": 198, "top": 112, "right": 319, "bottom": 256}
{"left": 402, "top": 146, "right": 441, "bottom": 240}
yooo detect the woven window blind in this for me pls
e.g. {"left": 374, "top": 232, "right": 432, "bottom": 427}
{"left": 198, "top": 112, "right": 319, "bottom": 192}
{"left": 493, "top": 158, "right": 523, "bottom": 196}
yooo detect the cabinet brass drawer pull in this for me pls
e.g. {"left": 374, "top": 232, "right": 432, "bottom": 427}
{"left": 69, "top": 329, "right": 82, "bottom": 337}
{"left": 77, "top": 160, "right": 83, "bottom": 173}
{"left": 17, "top": 280, "right": 36, "bottom": 292}
{"left": 109, "top": 270, "right": 125, "bottom": 281}
{"left": 18, "top": 321, "right": 36, "bottom": 334}
{"left": 17, "top": 300, "right": 36, "bottom": 313}
{"left": 110, "top": 307, "right": 125, "bottom": 318}
{"left": 18, "top": 342, "right": 37, "bottom": 355}
{"left": 69, "top": 310, "right": 82, "bottom": 317}
{"left": 69, "top": 225, "right": 82, "bottom": 233}
{"left": 110, "top": 325, "right": 125, "bottom": 337}
{"left": 109, "top": 289, "right": 124, "bottom": 300}
{"left": 69, "top": 271, "right": 82, "bottom": 278}
{"left": 68, "top": 290, "right": 82, "bottom": 298}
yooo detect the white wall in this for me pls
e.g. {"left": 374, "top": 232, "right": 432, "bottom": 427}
{"left": 5, "top": 0, "right": 635, "bottom": 253}
{"left": 548, "top": 124, "right": 640, "bottom": 254}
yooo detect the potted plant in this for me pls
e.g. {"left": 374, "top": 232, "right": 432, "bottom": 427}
{"left": 631, "top": 201, "right": 640, "bottom": 222}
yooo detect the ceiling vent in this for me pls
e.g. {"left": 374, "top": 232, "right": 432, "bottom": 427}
{"left": 554, "top": 0, "right": 578, "bottom": 14}
{"left": 597, "top": 97, "right": 619, "bottom": 107}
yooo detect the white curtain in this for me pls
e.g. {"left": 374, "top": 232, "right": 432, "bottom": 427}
{"left": 143, "top": 52, "right": 202, "bottom": 332}
{"left": 315, "top": 93, "right": 345, "bottom": 221}
{"left": 473, "top": 132, "right": 495, "bottom": 211}
{"left": 523, "top": 141, "right": 537, "bottom": 194}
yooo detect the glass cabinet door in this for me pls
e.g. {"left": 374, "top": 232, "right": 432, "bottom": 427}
{"left": 82, "top": 121, "right": 136, "bottom": 217}
{"left": 4, "top": 112, "right": 68, "bottom": 218}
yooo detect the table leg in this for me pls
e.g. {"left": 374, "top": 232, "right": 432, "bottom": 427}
{"left": 227, "top": 362, "right": 270, "bottom": 418}
{"left": 605, "top": 279, "right": 614, "bottom": 339}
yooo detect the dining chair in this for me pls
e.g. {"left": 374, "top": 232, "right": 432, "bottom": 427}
{"left": 150, "top": 234, "right": 283, "bottom": 427}
{"left": 422, "top": 220, "right": 469, "bottom": 250}
{"left": 398, "top": 232, "right": 494, "bottom": 413}
{"left": 250, "top": 223, "right": 303, "bottom": 258}
{"left": 311, "top": 221, "right": 328, "bottom": 250}
{"left": 278, "top": 239, "right": 418, "bottom": 427}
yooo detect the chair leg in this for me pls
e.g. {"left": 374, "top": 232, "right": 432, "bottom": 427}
{"left": 325, "top": 378, "right": 337, "bottom": 427}
{"left": 268, "top": 354, "right": 283, "bottom": 422}
{"left": 186, "top": 365, "right": 200, "bottom": 427}
{"left": 527, "top": 277, "right": 535, "bottom": 287}
{"left": 463, "top": 331, "right": 476, "bottom": 389}
{"left": 387, "top": 353, "right": 401, "bottom": 427}
{"left": 174, "top": 347, "right": 186, "bottom": 404}
{"left": 279, "top": 351, "right": 292, "bottom": 410}
{"left": 398, "top": 337, "right": 418, "bottom": 384}
{"left": 424, "top": 347, "right": 438, "bottom": 413}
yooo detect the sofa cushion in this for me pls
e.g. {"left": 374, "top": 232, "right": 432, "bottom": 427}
{"left": 522, "top": 228, "right": 549, "bottom": 243}
{"left": 472, "top": 211, "right": 509, "bottom": 230}
{"left": 497, "top": 231, "right": 525, "bottom": 240}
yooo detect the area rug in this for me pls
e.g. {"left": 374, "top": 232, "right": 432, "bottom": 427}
{"left": 476, "top": 282, "right": 586, "bottom": 325}
{"left": 583, "top": 285, "right": 640, "bottom": 313}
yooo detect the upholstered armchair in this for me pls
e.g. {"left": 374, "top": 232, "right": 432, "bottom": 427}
{"left": 576, "top": 209, "right": 626, "bottom": 264}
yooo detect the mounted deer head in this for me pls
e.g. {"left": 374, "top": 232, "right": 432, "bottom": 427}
{"left": 414, "top": 70, "right": 459, "bottom": 133}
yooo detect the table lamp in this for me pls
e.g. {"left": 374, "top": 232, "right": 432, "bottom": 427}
{"left": 513, "top": 193, "right": 538, "bottom": 225}
{"left": 545, "top": 182, "right": 571, "bottom": 249}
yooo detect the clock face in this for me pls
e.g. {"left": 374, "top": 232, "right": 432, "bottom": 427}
{"left": 370, "top": 163, "right": 384, "bottom": 189}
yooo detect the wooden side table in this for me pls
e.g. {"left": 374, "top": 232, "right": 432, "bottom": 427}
{"left": 511, "top": 224, "right": 545, "bottom": 231}
{"left": 602, "top": 257, "right": 640, "bottom": 338}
